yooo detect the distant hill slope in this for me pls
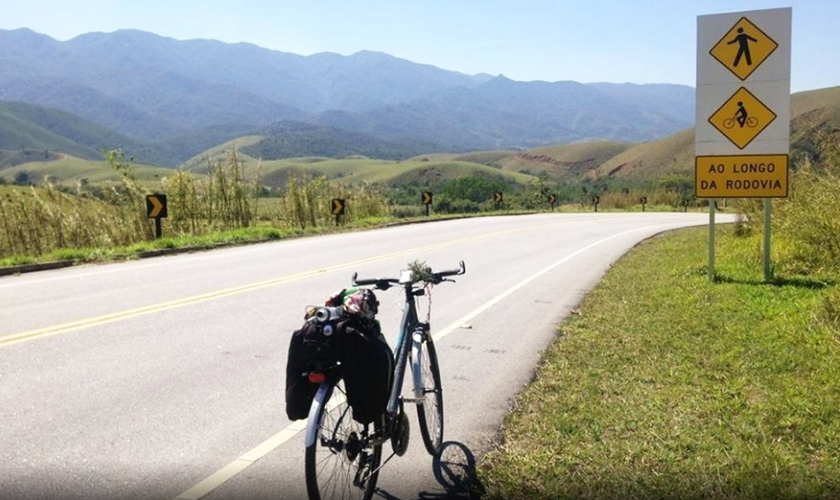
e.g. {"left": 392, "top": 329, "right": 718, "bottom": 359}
{"left": 595, "top": 129, "right": 695, "bottom": 179}
{"left": 1, "top": 28, "right": 694, "bottom": 149}
{"left": 588, "top": 85, "right": 840, "bottom": 180}
{"left": 239, "top": 122, "right": 441, "bottom": 161}
{"left": 175, "top": 85, "right": 839, "bottom": 187}
{"left": 314, "top": 77, "right": 693, "bottom": 150}
{"left": 0, "top": 154, "right": 177, "bottom": 188}
{"left": 789, "top": 86, "right": 840, "bottom": 162}
{"left": 499, "top": 141, "right": 633, "bottom": 180}
{"left": 0, "top": 101, "right": 142, "bottom": 160}
{"left": 0, "top": 28, "right": 482, "bottom": 140}
{"left": 421, "top": 85, "right": 840, "bottom": 183}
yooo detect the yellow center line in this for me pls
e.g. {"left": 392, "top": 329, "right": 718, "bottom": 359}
{"left": 0, "top": 219, "right": 590, "bottom": 349}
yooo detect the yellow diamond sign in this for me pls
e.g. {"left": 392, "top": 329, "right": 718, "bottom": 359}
{"left": 708, "top": 87, "right": 776, "bottom": 150}
{"left": 710, "top": 16, "right": 778, "bottom": 81}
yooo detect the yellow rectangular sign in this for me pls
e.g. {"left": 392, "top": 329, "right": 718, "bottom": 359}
{"left": 695, "top": 154, "right": 788, "bottom": 198}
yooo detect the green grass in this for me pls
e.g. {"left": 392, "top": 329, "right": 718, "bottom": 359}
{"left": 479, "top": 225, "right": 840, "bottom": 500}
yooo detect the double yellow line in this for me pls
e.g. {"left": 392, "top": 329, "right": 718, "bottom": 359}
{"left": 0, "top": 220, "right": 574, "bottom": 349}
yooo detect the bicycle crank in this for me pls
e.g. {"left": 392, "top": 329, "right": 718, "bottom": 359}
{"left": 391, "top": 412, "right": 410, "bottom": 456}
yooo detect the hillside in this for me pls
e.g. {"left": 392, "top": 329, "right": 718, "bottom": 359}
{"left": 789, "top": 86, "right": 840, "bottom": 162}
{"left": 0, "top": 28, "right": 694, "bottom": 151}
{"left": 173, "top": 85, "right": 840, "bottom": 188}
{"left": 0, "top": 28, "right": 483, "bottom": 140}
{"left": 240, "top": 122, "right": 440, "bottom": 161}
{"left": 532, "top": 85, "right": 840, "bottom": 182}
{"left": 313, "top": 77, "right": 693, "bottom": 150}
{"left": 0, "top": 154, "right": 177, "bottom": 188}
{"left": 498, "top": 141, "right": 633, "bottom": 180}
{"left": 181, "top": 144, "right": 537, "bottom": 189}
{"left": 0, "top": 101, "right": 142, "bottom": 160}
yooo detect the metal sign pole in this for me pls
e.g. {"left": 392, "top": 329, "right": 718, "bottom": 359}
{"left": 709, "top": 199, "right": 716, "bottom": 282}
{"left": 764, "top": 198, "right": 772, "bottom": 281}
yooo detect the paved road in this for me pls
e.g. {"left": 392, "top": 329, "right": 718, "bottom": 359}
{"left": 0, "top": 213, "right": 732, "bottom": 499}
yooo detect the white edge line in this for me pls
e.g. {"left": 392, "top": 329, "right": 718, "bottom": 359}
{"left": 433, "top": 222, "right": 680, "bottom": 342}
{"left": 172, "top": 220, "right": 692, "bottom": 500}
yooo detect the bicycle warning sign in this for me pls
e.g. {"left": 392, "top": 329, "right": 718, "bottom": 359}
{"left": 710, "top": 16, "right": 778, "bottom": 81}
{"left": 695, "top": 7, "right": 790, "bottom": 199}
{"left": 707, "top": 86, "right": 776, "bottom": 149}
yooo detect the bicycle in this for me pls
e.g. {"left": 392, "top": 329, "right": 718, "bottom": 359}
{"left": 303, "top": 261, "right": 466, "bottom": 500}
{"left": 723, "top": 115, "right": 758, "bottom": 129}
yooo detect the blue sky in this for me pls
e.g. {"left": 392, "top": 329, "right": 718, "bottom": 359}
{"left": 0, "top": 0, "right": 837, "bottom": 92}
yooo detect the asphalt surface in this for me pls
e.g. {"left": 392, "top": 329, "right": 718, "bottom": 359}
{"left": 0, "top": 213, "right": 733, "bottom": 500}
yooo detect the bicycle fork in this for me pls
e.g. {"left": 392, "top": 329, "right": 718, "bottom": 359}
{"left": 404, "top": 322, "right": 430, "bottom": 405}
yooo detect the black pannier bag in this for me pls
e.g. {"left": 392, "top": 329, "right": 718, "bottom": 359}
{"left": 285, "top": 317, "right": 339, "bottom": 420}
{"left": 339, "top": 317, "right": 394, "bottom": 425}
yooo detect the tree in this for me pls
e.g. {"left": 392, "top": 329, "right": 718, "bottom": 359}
{"left": 13, "top": 170, "right": 32, "bottom": 186}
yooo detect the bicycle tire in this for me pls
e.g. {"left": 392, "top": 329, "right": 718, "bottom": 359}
{"left": 414, "top": 336, "right": 444, "bottom": 455}
{"left": 747, "top": 117, "right": 758, "bottom": 128}
{"left": 305, "top": 379, "right": 382, "bottom": 500}
{"left": 723, "top": 118, "right": 735, "bottom": 129}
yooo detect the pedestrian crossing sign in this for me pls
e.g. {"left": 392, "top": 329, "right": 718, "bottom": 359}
{"left": 710, "top": 16, "right": 778, "bottom": 81}
{"left": 708, "top": 86, "right": 776, "bottom": 149}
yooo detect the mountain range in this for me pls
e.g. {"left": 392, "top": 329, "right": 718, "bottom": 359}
{"left": 0, "top": 28, "right": 695, "bottom": 166}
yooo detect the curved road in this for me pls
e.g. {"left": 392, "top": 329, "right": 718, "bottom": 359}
{"left": 0, "top": 213, "right": 732, "bottom": 499}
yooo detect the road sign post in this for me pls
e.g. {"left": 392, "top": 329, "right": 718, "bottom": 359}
{"left": 421, "top": 191, "right": 433, "bottom": 217}
{"left": 640, "top": 196, "right": 647, "bottom": 212}
{"left": 548, "top": 194, "right": 556, "bottom": 211}
{"left": 709, "top": 199, "right": 716, "bottom": 281}
{"left": 145, "top": 194, "right": 168, "bottom": 239}
{"left": 696, "top": 7, "right": 790, "bottom": 282}
{"left": 493, "top": 192, "right": 503, "bottom": 210}
{"left": 331, "top": 198, "right": 345, "bottom": 226}
{"left": 593, "top": 195, "right": 600, "bottom": 212}
{"left": 764, "top": 198, "right": 772, "bottom": 278}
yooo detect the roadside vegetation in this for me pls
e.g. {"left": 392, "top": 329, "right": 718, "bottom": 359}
{"left": 0, "top": 146, "right": 703, "bottom": 267}
{"left": 0, "top": 149, "right": 391, "bottom": 265}
{"left": 479, "top": 137, "right": 840, "bottom": 499}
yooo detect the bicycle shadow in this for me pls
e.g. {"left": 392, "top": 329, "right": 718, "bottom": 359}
{"left": 375, "top": 441, "right": 486, "bottom": 500}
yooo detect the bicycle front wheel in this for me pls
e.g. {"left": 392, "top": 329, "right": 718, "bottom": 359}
{"left": 305, "top": 379, "right": 382, "bottom": 500}
{"left": 414, "top": 336, "right": 444, "bottom": 455}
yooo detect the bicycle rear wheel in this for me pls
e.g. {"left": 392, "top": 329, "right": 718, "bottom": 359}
{"left": 414, "top": 335, "right": 444, "bottom": 455}
{"left": 305, "top": 379, "right": 382, "bottom": 500}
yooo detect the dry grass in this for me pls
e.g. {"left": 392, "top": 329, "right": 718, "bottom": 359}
{"left": 0, "top": 149, "right": 390, "bottom": 259}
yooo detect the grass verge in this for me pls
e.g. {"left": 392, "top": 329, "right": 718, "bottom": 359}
{"left": 479, "top": 225, "right": 840, "bottom": 500}
{"left": 0, "top": 210, "right": 541, "bottom": 270}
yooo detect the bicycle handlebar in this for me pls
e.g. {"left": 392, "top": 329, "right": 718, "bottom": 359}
{"left": 351, "top": 260, "right": 466, "bottom": 289}
{"left": 434, "top": 260, "right": 466, "bottom": 279}
{"left": 351, "top": 276, "right": 399, "bottom": 288}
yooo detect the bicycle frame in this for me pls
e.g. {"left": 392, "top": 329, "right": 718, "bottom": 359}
{"left": 387, "top": 283, "right": 427, "bottom": 416}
